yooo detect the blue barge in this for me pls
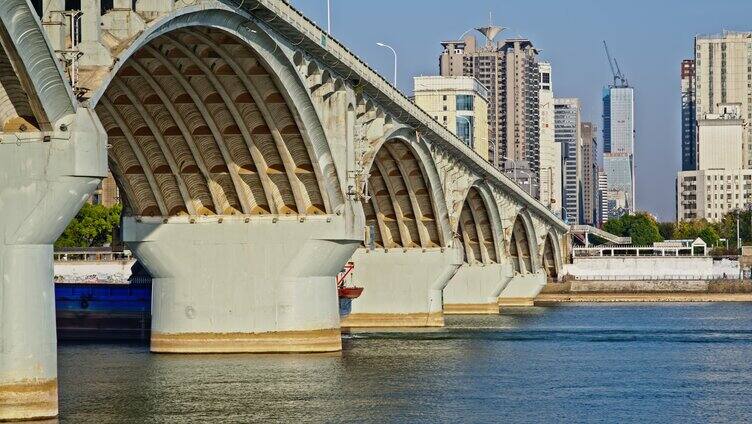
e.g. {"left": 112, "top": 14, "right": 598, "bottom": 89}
{"left": 55, "top": 281, "right": 151, "bottom": 340}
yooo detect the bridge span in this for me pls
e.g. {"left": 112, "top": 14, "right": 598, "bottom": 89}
{"left": 0, "top": 0, "right": 567, "bottom": 419}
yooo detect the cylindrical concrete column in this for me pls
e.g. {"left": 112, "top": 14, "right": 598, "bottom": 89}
{"left": 0, "top": 245, "right": 58, "bottom": 421}
{"left": 0, "top": 107, "right": 107, "bottom": 420}
{"left": 124, "top": 217, "right": 361, "bottom": 353}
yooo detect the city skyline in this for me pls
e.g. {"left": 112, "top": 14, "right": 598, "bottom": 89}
{"left": 289, "top": 0, "right": 752, "bottom": 221}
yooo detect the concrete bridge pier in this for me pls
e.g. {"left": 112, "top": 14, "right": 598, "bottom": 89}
{"left": 0, "top": 109, "right": 107, "bottom": 421}
{"left": 497, "top": 271, "right": 548, "bottom": 307}
{"left": 342, "top": 246, "right": 463, "bottom": 327}
{"left": 125, "top": 217, "right": 361, "bottom": 353}
{"left": 443, "top": 263, "right": 514, "bottom": 314}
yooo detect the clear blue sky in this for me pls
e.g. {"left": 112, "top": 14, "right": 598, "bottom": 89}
{"left": 289, "top": 0, "right": 752, "bottom": 222}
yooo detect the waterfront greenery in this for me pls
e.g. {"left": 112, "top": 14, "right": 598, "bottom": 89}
{"left": 603, "top": 212, "right": 664, "bottom": 246}
{"left": 55, "top": 203, "right": 122, "bottom": 249}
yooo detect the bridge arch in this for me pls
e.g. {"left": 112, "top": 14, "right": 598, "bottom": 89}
{"left": 88, "top": 6, "right": 342, "bottom": 218}
{"left": 361, "top": 129, "right": 451, "bottom": 249}
{"left": 455, "top": 183, "right": 503, "bottom": 265}
{"left": 509, "top": 211, "right": 540, "bottom": 274}
{"left": 542, "top": 230, "right": 562, "bottom": 280}
{"left": 0, "top": 0, "right": 76, "bottom": 132}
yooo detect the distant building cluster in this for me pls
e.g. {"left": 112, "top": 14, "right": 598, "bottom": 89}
{"left": 414, "top": 22, "right": 635, "bottom": 226}
{"left": 677, "top": 31, "right": 752, "bottom": 222}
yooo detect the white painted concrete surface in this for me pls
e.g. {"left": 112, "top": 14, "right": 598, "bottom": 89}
{"left": 565, "top": 257, "right": 740, "bottom": 279}
{"left": 348, "top": 247, "right": 463, "bottom": 319}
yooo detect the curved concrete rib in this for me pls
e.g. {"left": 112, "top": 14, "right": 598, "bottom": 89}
{"left": 373, "top": 153, "right": 414, "bottom": 248}
{"left": 466, "top": 192, "right": 491, "bottom": 264}
{"left": 161, "top": 33, "right": 278, "bottom": 214}
{"left": 368, "top": 188, "right": 393, "bottom": 248}
{"left": 114, "top": 78, "right": 196, "bottom": 215}
{"left": 144, "top": 44, "right": 250, "bottom": 215}
{"left": 0, "top": 0, "right": 75, "bottom": 127}
{"left": 192, "top": 31, "right": 309, "bottom": 214}
{"left": 383, "top": 143, "right": 431, "bottom": 248}
{"left": 128, "top": 60, "right": 222, "bottom": 214}
{"left": 99, "top": 97, "right": 169, "bottom": 216}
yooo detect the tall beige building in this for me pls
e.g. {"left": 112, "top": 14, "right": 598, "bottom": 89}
{"left": 88, "top": 172, "right": 120, "bottom": 207}
{"left": 697, "top": 103, "right": 744, "bottom": 170}
{"left": 695, "top": 31, "right": 752, "bottom": 167}
{"left": 413, "top": 76, "right": 490, "bottom": 160}
{"left": 538, "top": 62, "right": 561, "bottom": 212}
{"left": 439, "top": 28, "right": 540, "bottom": 192}
{"left": 580, "top": 122, "right": 599, "bottom": 226}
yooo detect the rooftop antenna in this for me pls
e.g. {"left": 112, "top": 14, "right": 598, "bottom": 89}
{"left": 476, "top": 12, "right": 505, "bottom": 46}
{"left": 603, "top": 40, "right": 628, "bottom": 88}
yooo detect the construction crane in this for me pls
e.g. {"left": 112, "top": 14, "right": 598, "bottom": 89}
{"left": 603, "top": 40, "right": 628, "bottom": 88}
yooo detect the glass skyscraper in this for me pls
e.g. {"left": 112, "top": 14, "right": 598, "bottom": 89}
{"left": 602, "top": 85, "right": 635, "bottom": 217}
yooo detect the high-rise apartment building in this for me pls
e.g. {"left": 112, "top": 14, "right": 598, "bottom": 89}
{"left": 598, "top": 170, "right": 609, "bottom": 226}
{"left": 695, "top": 31, "right": 752, "bottom": 167}
{"left": 439, "top": 28, "right": 540, "bottom": 193}
{"left": 413, "top": 76, "right": 490, "bottom": 160}
{"left": 555, "top": 98, "right": 582, "bottom": 224}
{"left": 681, "top": 59, "right": 697, "bottom": 170}
{"left": 538, "top": 62, "right": 561, "bottom": 212}
{"left": 602, "top": 85, "right": 635, "bottom": 216}
{"left": 581, "top": 122, "right": 599, "bottom": 226}
{"left": 696, "top": 103, "right": 744, "bottom": 170}
{"left": 677, "top": 169, "right": 752, "bottom": 222}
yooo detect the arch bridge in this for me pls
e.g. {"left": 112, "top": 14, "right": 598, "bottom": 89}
{"left": 0, "top": 0, "right": 568, "bottom": 420}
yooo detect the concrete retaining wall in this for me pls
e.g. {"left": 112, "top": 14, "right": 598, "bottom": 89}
{"left": 565, "top": 256, "right": 740, "bottom": 279}
{"left": 569, "top": 280, "right": 708, "bottom": 292}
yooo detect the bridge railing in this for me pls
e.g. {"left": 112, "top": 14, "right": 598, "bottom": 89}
{"left": 571, "top": 274, "right": 733, "bottom": 281}
{"left": 54, "top": 248, "right": 133, "bottom": 262}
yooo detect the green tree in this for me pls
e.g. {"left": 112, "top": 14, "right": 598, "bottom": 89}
{"left": 626, "top": 213, "right": 663, "bottom": 246}
{"left": 55, "top": 203, "right": 122, "bottom": 249}
{"left": 697, "top": 226, "right": 720, "bottom": 247}
{"left": 603, "top": 217, "right": 626, "bottom": 237}
{"left": 657, "top": 222, "right": 675, "bottom": 241}
{"left": 603, "top": 212, "right": 663, "bottom": 245}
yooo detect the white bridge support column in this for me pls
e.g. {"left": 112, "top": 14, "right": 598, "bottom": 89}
{"left": 443, "top": 262, "right": 514, "bottom": 314}
{"left": 124, "top": 216, "right": 360, "bottom": 353}
{"left": 342, "top": 247, "right": 463, "bottom": 327}
{"left": 497, "top": 271, "right": 548, "bottom": 307}
{"left": 0, "top": 110, "right": 106, "bottom": 421}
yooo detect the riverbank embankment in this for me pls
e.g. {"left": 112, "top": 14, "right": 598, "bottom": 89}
{"left": 535, "top": 280, "right": 752, "bottom": 304}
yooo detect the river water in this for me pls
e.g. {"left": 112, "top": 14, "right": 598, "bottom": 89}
{"left": 57, "top": 303, "right": 752, "bottom": 423}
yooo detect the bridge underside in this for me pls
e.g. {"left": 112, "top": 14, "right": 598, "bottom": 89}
{"left": 97, "top": 27, "right": 329, "bottom": 219}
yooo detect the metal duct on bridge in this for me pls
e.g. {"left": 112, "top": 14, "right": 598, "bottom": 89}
{"left": 96, "top": 27, "right": 328, "bottom": 217}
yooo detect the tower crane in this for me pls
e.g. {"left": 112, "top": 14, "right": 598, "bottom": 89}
{"left": 603, "top": 40, "right": 628, "bottom": 88}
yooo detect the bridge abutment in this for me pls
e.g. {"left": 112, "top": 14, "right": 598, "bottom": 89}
{"left": 0, "top": 109, "right": 107, "bottom": 421}
{"left": 124, "top": 217, "right": 360, "bottom": 353}
{"left": 342, "top": 247, "right": 462, "bottom": 327}
{"left": 497, "top": 271, "right": 548, "bottom": 307}
{"left": 443, "top": 263, "right": 514, "bottom": 314}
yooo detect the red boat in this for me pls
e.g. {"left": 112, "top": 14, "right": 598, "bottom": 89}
{"left": 336, "top": 262, "right": 363, "bottom": 317}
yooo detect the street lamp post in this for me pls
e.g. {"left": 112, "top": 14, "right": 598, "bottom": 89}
{"left": 326, "top": 0, "right": 331, "bottom": 34}
{"left": 456, "top": 115, "right": 473, "bottom": 148}
{"left": 500, "top": 155, "right": 518, "bottom": 182}
{"left": 376, "top": 42, "right": 397, "bottom": 88}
